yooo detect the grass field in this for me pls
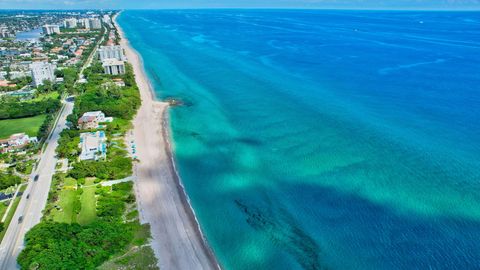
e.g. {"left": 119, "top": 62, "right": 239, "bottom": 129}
{"left": 0, "top": 201, "right": 8, "bottom": 222}
{"left": 0, "top": 115, "right": 47, "bottom": 139}
{"left": 27, "top": 92, "right": 59, "bottom": 103}
{"left": 77, "top": 178, "right": 97, "bottom": 225}
{"left": 0, "top": 196, "right": 21, "bottom": 241}
{"left": 52, "top": 178, "right": 78, "bottom": 224}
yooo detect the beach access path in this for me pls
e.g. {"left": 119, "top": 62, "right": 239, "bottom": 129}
{"left": 115, "top": 14, "right": 220, "bottom": 270}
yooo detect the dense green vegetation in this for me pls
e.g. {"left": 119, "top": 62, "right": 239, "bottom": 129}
{"left": 55, "top": 67, "right": 79, "bottom": 94}
{"left": 70, "top": 63, "right": 140, "bottom": 121}
{"left": 69, "top": 156, "right": 132, "bottom": 180}
{"left": 18, "top": 221, "right": 134, "bottom": 269}
{"left": 0, "top": 202, "right": 8, "bottom": 221}
{"left": 56, "top": 129, "right": 81, "bottom": 160}
{"left": 0, "top": 114, "right": 47, "bottom": 139}
{"left": 0, "top": 95, "right": 61, "bottom": 120}
{"left": 15, "top": 159, "right": 35, "bottom": 175}
{"left": 19, "top": 181, "right": 144, "bottom": 269}
{"left": 37, "top": 114, "right": 55, "bottom": 141}
{"left": 0, "top": 173, "right": 21, "bottom": 190}
{"left": 18, "top": 28, "right": 156, "bottom": 269}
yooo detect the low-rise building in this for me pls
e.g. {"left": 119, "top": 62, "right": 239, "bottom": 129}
{"left": 51, "top": 47, "right": 63, "bottom": 53}
{"left": 0, "top": 88, "right": 35, "bottom": 99}
{"left": 0, "top": 48, "right": 20, "bottom": 57}
{"left": 113, "top": 78, "right": 125, "bottom": 87}
{"left": 102, "top": 79, "right": 125, "bottom": 89}
{"left": 102, "top": 59, "right": 125, "bottom": 75}
{"left": 10, "top": 61, "right": 32, "bottom": 71}
{"left": 30, "top": 61, "right": 56, "bottom": 87}
{"left": 79, "top": 131, "right": 107, "bottom": 161}
{"left": 0, "top": 80, "right": 15, "bottom": 87}
{"left": 0, "top": 133, "right": 38, "bottom": 153}
{"left": 77, "top": 111, "right": 106, "bottom": 130}
{"left": 9, "top": 71, "right": 30, "bottom": 80}
{"left": 65, "top": 58, "right": 80, "bottom": 66}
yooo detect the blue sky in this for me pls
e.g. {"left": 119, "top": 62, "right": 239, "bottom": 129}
{"left": 0, "top": 0, "right": 479, "bottom": 10}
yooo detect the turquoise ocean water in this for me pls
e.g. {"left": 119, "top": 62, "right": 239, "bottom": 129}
{"left": 118, "top": 10, "right": 480, "bottom": 270}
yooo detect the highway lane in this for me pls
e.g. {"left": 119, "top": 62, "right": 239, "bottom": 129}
{"left": 0, "top": 98, "right": 74, "bottom": 270}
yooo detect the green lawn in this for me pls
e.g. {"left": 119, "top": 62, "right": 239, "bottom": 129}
{"left": 52, "top": 178, "right": 78, "bottom": 224}
{"left": 0, "top": 201, "right": 8, "bottom": 222}
{"left": 77, "top": 178, "right": 97, "bottom": 225}
{"left": 0, "top": 115, "right": 47, "bottom": 139}
{"left": 0, "top": 196, "right": 21, "bottom": 241}
{"left": 27, "top": 92, "right": 60, "bottom": 103}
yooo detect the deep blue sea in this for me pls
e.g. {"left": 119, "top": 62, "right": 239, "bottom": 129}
{"left": 118, "top": 10, "right": 480, "bottom": 270}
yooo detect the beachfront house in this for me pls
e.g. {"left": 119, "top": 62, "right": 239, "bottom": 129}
{"left": 77, "top": 111, "right": 107, "bottom": 130}
{"left": 79, "top": 131, "right": 107, "bottom": 161}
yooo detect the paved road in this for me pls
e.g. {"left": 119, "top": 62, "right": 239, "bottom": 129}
{"left": 0, "top": 98, "right": 74, "bottom": 270}
{"left": 76, "top": 26, "right": 105, "bottom": 86}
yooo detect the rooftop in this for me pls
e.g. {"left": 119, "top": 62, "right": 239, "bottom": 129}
{"left": 102, "top": 58, "right": 124, "bottom": 66}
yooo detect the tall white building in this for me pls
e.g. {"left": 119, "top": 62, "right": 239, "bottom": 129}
{"left": 89, "top": 18, "right": 102, "bottom": 29}
{"left": 102, "top": 14, "right": 111, "bottom": 24}
{"left": 78, "top": 18, "right": 90, "bottom": 29}
{"left": 102, "top": 59, "right": 125, "bottom": 75}
{"left": 0, "top": 27, "right": 14, "bottom": 38}
{"left": 42, "top": 25, "right": 60, "bottom": 35}
{"left": 64, "top": 18, "right": 78, "bottom": 29}
{"left": 30, "top": 62, "right": 56, "bottom": 87}
{"left": 102, "top": 15, "right": 112, "bottom": 27}
{"left": 98, "top": 45, "right": 125, "bottom": 61}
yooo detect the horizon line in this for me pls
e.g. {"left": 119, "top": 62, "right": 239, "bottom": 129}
{"left": 0, "top": 7, "right": 479, "bottom": 12}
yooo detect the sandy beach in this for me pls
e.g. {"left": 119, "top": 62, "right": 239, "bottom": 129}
{"left": 114, "top": 14, "right": 220, "bottom": 270}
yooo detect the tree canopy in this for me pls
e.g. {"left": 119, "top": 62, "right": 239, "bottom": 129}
{"left": 0, "top": 173, "right": 21, "bottom": 190}
{"left": 17, "top": 221, "right": 133, "bottom": 270}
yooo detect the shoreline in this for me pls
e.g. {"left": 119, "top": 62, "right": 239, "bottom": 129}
{"left": 114, "top": 13, "right": 221, "bottom": 270}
